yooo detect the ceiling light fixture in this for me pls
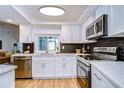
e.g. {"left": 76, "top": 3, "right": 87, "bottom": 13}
{"left": 39, "top": 6, "right": 65, "bottom": 16}
{"left": 7, "top": 19, "right": 13, "bottom": 22}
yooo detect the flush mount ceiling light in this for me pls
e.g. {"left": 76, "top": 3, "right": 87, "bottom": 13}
{"left": 7, "top": 19, "right": 13, "bottom": 22}
{"left": 39, "top": 6, "right": 65, "bottom": 16}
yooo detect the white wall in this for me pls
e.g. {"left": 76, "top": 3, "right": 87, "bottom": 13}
{"left": 0, "top": 23, "right": 19, "bottom": 52}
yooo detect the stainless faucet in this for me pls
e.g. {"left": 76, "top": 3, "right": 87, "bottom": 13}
{"left": 46, "top": 50, "right": 48, "bottom": 54}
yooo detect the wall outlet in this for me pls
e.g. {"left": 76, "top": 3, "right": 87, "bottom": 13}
{"left": 62, "top": 46, "right": 65, "bottom": 49}
{"left": 87, "top": 45, "right": 90, "bottom": 50}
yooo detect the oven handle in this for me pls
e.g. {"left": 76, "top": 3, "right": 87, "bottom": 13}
{"left": 78, "top": 63, "right": 90, "bottom": 72}
{"left": 94, "top": 73, "right": 102, "bottom": 81}
{"left": 77, "top": 59, "right": 90, "bottom": 67}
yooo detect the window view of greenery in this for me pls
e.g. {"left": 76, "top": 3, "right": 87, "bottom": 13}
{"left": 38, "top": 35, "right": 60, "bottom": 52}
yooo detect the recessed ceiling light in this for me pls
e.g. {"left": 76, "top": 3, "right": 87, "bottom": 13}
{"left": 7, "top": 19, "right": 13, "bottom": 22}
{"left": 39, "top": 6, "right": 65, "bottom": 16}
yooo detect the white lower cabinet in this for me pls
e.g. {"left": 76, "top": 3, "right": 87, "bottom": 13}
{"left": 56, "top": 56, "right": 76, "bottom": 78}
{"left": 32, "top": 61, "right": 55, "bottom": 78}
{"left": 32, "top": 56, "right": 76, "bottom": 79}
{"left": 32, "top": 56, "right": 56, "bottom": 79}
{"left": 0, "top": 70, "right": 15, "bottom": 88}
{"left": 91, "top": 66, "right": 117, "bottom": 88}
{"left": 56, "top": 61, "right": 72, "bottom": 77}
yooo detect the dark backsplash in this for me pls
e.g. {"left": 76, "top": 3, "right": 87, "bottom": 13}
{"left": 93, "top": 37, "right": 124, "bottom": 47}
{"left": 60, "top": 37, "right": 124, "bottom": 53}
{"left": 87, "top": 37, "right": 124, "bottom": 53}
{"left": 60, "top": 43, "right": 83, "bottom": 53}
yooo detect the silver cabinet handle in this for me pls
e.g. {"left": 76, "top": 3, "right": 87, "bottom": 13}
{"left": 41, "top": 64, "right": 43, "bottom": 68}
{"left": 44, "top": 64, "right": 45, "bottom": 68}
{"left": 43, "top": 63, "right": 45, "bottom": 68}
{"left": 62, "top": 63, "right": 64, "bottom": 68}
{"left": 64, "top": 63, "right": 66, "bottom": 68}
{"left": 43, "top": 64, "right": 44, "bottom": 68}
{"left": 94, "top": 73, "right": 102, "bottom": 81}
{"left": 41, "top": 63, "right": 45, "bottom": 68}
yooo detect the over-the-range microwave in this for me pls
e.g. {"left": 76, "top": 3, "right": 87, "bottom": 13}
{"left": 86, "top": 15, "right": 108, "bottom": 40}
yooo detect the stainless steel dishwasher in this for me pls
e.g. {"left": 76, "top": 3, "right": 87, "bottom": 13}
{"left": 13, "top": 56, "right": 32, "bottom": 78}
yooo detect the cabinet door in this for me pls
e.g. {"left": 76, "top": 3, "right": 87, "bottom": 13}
{"left": 32, "top": 62, "right": 44, "bottom": 77}
{"left": 43, "top": 61, "right": 55, "bottom": 77}
{"left": 109, "top": 5, "right": 124, "bottom": 36}
{"left": 0, "top": 70, "right": 15, "bottom": 88}
{"left": 32, "top": 61, "right": 55, "bottom": 78}
{"left": 81, "top": 22, "right": 87, "bottom": 42}
{"left": 63, "top": 62, "right": 72, "bottom": 77}
{"left": 71, "top": 58, "right": 77, "bottom": 77}
{"left": 95, "top": 5, "right": 109, "bottom": 19}
{"left": 56, "top": 61, "right": 72, "bottom": 77}
{"left": 61, "top": 25, "right": 71, "bottom": 43}
{"left": 56, "top": 62, "right": 64, "bottom": 76}
{"left": 70, "top": 25, "right": 81, "bottom": 43}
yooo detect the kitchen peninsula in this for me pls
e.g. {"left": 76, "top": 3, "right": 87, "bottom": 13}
{"left": 0, "top": 65, "right": 17, "bottom": 88}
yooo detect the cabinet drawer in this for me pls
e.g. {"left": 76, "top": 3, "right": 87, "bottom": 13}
{"left": 32, "top": 56, "right": 56, "bottom": 61}
{"left": 56, "top": 56, "right": 72, "bottom": 61}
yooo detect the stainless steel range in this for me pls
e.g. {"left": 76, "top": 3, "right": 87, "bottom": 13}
{"left": 77, "top": 46, "right": 124, "bottom": 88}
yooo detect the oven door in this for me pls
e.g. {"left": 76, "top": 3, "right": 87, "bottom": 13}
{"left": 77, "top": 60, "right": 91, "bottom": 88}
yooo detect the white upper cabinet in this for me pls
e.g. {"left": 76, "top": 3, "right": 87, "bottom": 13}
{"left": 95, "top": 5, "right": 110, "bottom": 20}
{"left": 19, "top": 24, "right": 32, "bottom": 42}
{"left": 61, "top": 25, "right": 71, "bottom": 43}
{"left": 61, "top": 24, "right": 82, "bottom": 43}
{"left": 70, "top": 25, "right": 82, "bottom": 43}
{"left": 109, "top": 5, "right": 124, "bottom": 36}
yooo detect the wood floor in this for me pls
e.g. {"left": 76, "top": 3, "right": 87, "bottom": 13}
{"left": 16, "top": 78, "right": 80, "bottom": 88}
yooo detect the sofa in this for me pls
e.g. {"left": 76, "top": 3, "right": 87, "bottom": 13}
{"left": 0, "top": 52, "right": 11, "bottom": 64}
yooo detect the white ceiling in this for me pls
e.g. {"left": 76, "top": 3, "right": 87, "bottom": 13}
{"left": 0, "top": 5, "right": 30, "bottom": 25}
{"left": 0, "top": 5, "right": 88, "bottom": 25}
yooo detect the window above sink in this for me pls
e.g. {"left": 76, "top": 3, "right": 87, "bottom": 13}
{"left": 34, "top": 34, "right": 60, "bottom": 54}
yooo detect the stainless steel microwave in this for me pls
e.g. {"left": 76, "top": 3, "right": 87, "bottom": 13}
{"left": 86, "top": 15, "right": 107, "bottom": 40}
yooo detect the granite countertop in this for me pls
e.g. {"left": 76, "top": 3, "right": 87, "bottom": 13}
{"left": 91, "top": 62, "right": 124, "bottom": 88}
{"left": 0, "top": 65, "right": 17, "bottom": 75}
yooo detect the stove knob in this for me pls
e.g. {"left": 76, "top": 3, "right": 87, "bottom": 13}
{"left": 109, "top": 48, "right": 111, "bottom": 52}
{"left": 112, "top": 48, "right": 115, "bottom": 51}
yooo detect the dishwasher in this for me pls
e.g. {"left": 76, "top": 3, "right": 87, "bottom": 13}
{"left": 13, "top": 56, "right": 32, "bottom": 78}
